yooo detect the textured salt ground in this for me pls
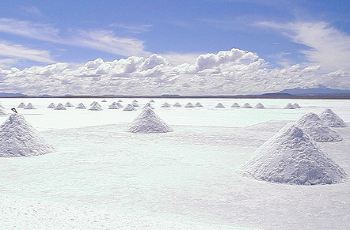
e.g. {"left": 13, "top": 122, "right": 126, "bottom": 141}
{"left": 0, "top": 121, "right": 349, "bottom": 229}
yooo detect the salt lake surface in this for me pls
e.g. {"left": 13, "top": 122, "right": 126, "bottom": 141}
{"left": 0, "top": 98, "right": 349, "bottom": 229}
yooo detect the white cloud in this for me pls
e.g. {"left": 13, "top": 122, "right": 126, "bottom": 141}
{"left": 0, "top": 18, "right": 148, "bottom": 57}
{"left": 0, "top": 41, "right": 54, "bottom": 63}
{"left": 1, "top": 48, "right": 348, "bottom": 96}
{"left": 257, "top": 21, "right": 350, "bottom": 72}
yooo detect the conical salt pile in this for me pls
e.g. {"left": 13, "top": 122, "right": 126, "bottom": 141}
{"left": 149, "top": 99, "right": 155, "bottom": 103}
{"left": 231, "top": 103, "right": 240, "bottom": 108}
{"left": 143, "top": 103, "right": 154, "bottom": 109}
{"left": 123, "top": 104, "right": 136, "bottom": 111}
{"left": 101, "top": 99, "right": 107, "bottom": 102}
{"left": 89, "top": 103, "right": 103, "bottom": 111}
{"left": 215, "top": 103, "right": 225, "bottom": 108}
{"left": 296, "top": 113, "right": 342, "bottom": 142}
{"left": 284, "top": 103, "right": 295, "bottom": 109}
{"left": 108, "top": 103, "right": 119, "bottom": 109}
{"left": 255, "top": 103, "right": 265, "bottom": 109}
{"left": 242, "top": 103, "right": 252, "bottom": 108}
{"left": 173, "top": 102, "right": 182, "bottom": 107}
{"left": 195, "top": 102, "right": 203, "bottom": 107}
{"left": 90, "top": 101, "right": 98, "bottom": 106}
{"left": 161, "top": 102, "right": 171, "bottom": 108}
{"left": 116, "top": 102, "right": 123, "bottom": 108}
{"left": 18, "top": 102, "right": 26, "bottom": 108}
{"left": 0, "top": 113, "right": 53, "bottom": 157}
{"left": 65, "top": 102, "right": 74, "bottom": 107}
{"left": 320, "top": 109, "right": 346, "bottom": 128}
{"left": 48, "top": 103, "right": 56, "bottom": 109}
{"left": 128, "top": 106, "right": 173, "bottom": 133}
{"left": 133, "top": 100, "right": 138, "bottom": 103}
{"left": 118, "top": 99, "right": 123, "bottom": 102}
{"left": 242, "top": 124, "right": 346, "bottom": 185}
{"left": 0, "top": 107, "right": 6, "bottom": 115}
{"left": 293, "top": 103, "right": 301, "bottom": 108}
{"left": 132, "top": 101, "right": 139, "bottom": 107}
{"left": 76, "top": 103, "right": 86, "bottom": 109}
{"left": 54, "top": 103, "right": 66, "bottom": 110}
{"left": 185, "top": 102, "right": 194, "bottom": 108}
{"left": 24, "top": 103, "right": 35, "bottom": 109}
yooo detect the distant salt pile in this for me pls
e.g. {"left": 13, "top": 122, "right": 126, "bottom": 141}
{"left": 255, "top": 103, "right": 265, "bottom": 109}
{"left": 24, "top": 103, "right": 35, "bottom": 109}
{"left": 132, "top": 101, "right": 139, "bottom": 107}
{"left": 133, "top": 100, "right": 138, "bottom": 103}
{"left": 242, "top": 124, "right": 346, "bottom": 185}
{"left": 0, "top": 113, "right": 53, "bottom": 157}
{"left": 108, "top": 102, "right": 119, "bottom": 109}
{"left": 0, "top": 107, "right": 6, "bottom": 115}
{"left": 215, "top": 103, "right": 225, "bottom": 108}
{"left": 123, "top": 104, "right": 136, "bottom": 111}
{"left": 185, "top": 102, "right": 195, "bottom": 108}
{"left": 320, "top": 109, "right": 346, "bottom": 128}
{"left": 296, "top": 113, "right": 342, "bottom": 142}
{"left": 242, "top": 103, "right": 252, "bottom": 108}
{"left": 90, "top": 101, "right": 98, "bottom": 106}
{"left": 101, "top": 99, "right": 107, "bottom": 102}
{"left": 48, "top": 103, "right": 56, "bottom": 109}
{"left": 65, "top": 102, "right": 74, "bottom": 107}
{"left": 116, "top": 102, "right": 123, "bottom": 108}
{"left": 118, "top": 99, "right": 123, "bottom": 102}
{"left": 293, "top": 103, "right": 301, "bottom": 108}
{"left": 128, "top": 106, "right": 172, "bottom": 133}
{"left": 173, "top": 102, "right": 182, "bottom": 107}
{"left": 150, "top": 99, "right": 155, "bottom": 103}
{"left": 231, "top": 103, "right": 240, "bottom": 108}
{"left": 18, "top": 102, "right": 26, "bottom": 108}
{"left": 143, "top": 103, "right": 154, "bottom": 109}
{"left": 284, "top": 103, "right": 295, "bottom": 109}
{"left": 195, "top": 102, "right": 203, "bottom": 107}
{"left": 89, "top": 103, "right": 103, "bottom": 111}
{"left": 54, "top": 103, "right": 66, "bottom": 110}
{"left": 75, "top": 103, "right": 86, "bottom": 109}
{"left": 161, "top": 102, "right": 171, "bottom": 108}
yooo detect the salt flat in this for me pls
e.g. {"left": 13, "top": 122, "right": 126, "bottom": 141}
{"left": 0, "top": 98, "right": 349, "bottom": 229}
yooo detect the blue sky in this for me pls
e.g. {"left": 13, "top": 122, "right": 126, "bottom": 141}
{"left": 0, "top": 0, "right": 349, "bottom": 95}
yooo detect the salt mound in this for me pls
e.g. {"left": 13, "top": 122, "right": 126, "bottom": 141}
{"left": 132, "top": 101, "right": 139, "bottom": 107}
{"left": 320, "top": 109, "right": 346, "bottom": 128}
{"left": 296, "top": 113, "right": 342, "bottom": 142}
{"left": 242, "top": 124, "right": 346, "bottom": 185}
{"left": 48, "top": 103, "right": 56, "bottom": 109}
{"left": 242, "top": 103, "right": 252, "bottom": 108}
{"left": 128, "top": 107, "right": 173, "bottom": 133}
{"left": 185, "top": 102, "right": 194, "bottom": 108}
{"left": 0, "top": 107, "right": 7, "bottom": 115}
{"left": 24, "top": 103, "right": 35, "bottom": 109}
{"left": 195, "top": 102, "right": 203, "bottom": 107}
{"left": 161, "top": 102, "right": 171, "bottom": 108}
{"left": 101, "top": 99, "right": 107, "bottom": 102}
{"left": 18, "top": 102, "right": 26, "bottom": 108}
{"left": 255, "top": 103, "right": 265, "bottom": 109}
{"left": 116, "top": 102, "right": 123, "bottom": 108}
{"left": 108, "top": 103, "right": 119, "bottom": 109}
{"left": 76, "top": 103, "right": 86, "bottom": 109}
{"left": 54, "top": 103, "right": 66, "bottom": 110}
{"left": 173, "top": 102, "right": 182, "bottom": 107}
{"left": 0, "top": 113, "right": 53, "bottom": 157}
{"left": 90, "top": 101, "right": 98, "bottom": 106}
{"left": 284, "top": 103, "right": 295, "bottom": 109}
{"left": 118, "top": 99, "right": 123, "bottom": 102}
{"left": 143, "top": 103, "right": 154, "bottom": 109}
{"left": 215, "top": 103, "right": 225, "bottom": 108}
{"left": 65, "top": 102, "right": 74, "bottom": 107}
{"left": 231, "top": 103, "right": 240, "bottom": 108}
{"left": 133, "top": 100, "right": 138, "bottom": 103}
{"left": 89, "top": 103, "right": 103, "bottom": 111}
{"left": 149, "top": 99, "right": 155, "bottom": 103}
{"left": 0, "top": 104, "right": 4, "bottom": 109}
{"left": 293, "top": 103, "right": 301, "bottom": 108}
{"left": 123, "top": 104, "right": 136, "bottom": 111}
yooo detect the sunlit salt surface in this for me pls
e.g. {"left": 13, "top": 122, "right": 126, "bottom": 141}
{"left": 0, "top": 98, "right": 349, "bottom": 229}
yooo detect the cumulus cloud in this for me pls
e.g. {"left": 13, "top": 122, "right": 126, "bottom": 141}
{"left": 257, "top": 21, "right": 350, "bottom": 72}
{"left": 1, "top": 48, "right": 348, "bottom": 96}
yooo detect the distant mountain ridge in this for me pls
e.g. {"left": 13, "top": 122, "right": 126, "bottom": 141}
{"left": 0, "top": 86, "right": 349, "bottom": 98}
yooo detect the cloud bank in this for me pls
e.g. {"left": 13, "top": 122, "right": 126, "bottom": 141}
{"left": 1, "top": 48, "right": 349, "bottom": 96}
